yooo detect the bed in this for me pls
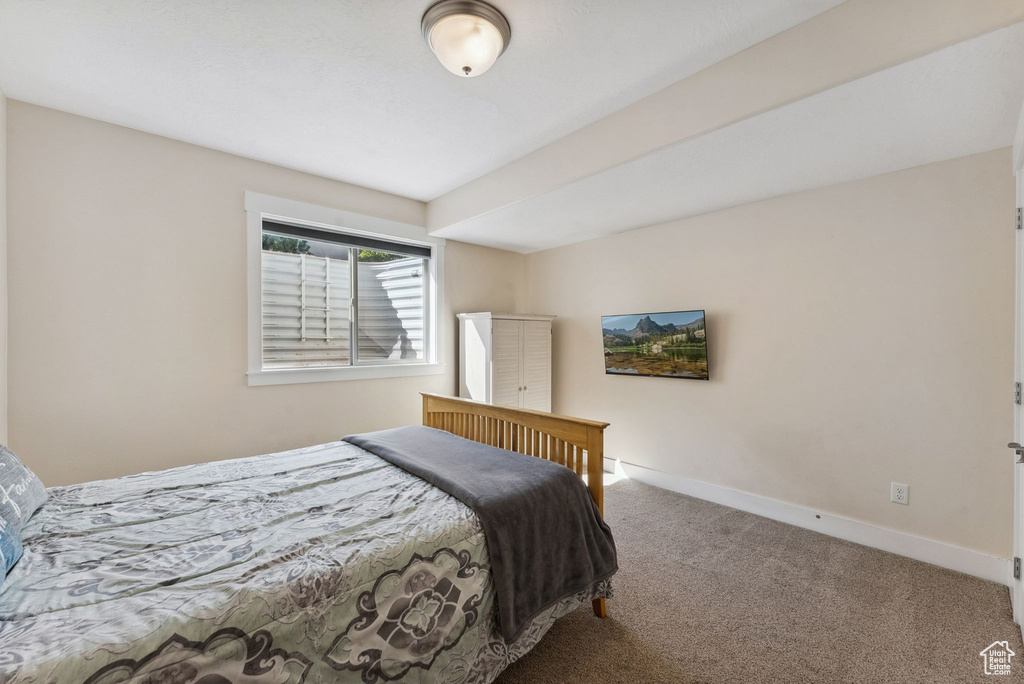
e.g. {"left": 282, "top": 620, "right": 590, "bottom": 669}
{"left": 0, "top": 393, "right": 615, "bottom": 684}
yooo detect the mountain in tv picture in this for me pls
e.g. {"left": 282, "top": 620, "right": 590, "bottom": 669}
{"left": 603, "top": 315, "right": 702, "bottom": 340}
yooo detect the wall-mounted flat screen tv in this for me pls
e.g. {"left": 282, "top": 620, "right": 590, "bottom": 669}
{"left": 602, "top": 310, "right": 708, "bottom": 380}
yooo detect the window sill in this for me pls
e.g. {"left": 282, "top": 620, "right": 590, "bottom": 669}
{"left": 247, "top": 362, "right": 446, "bottom": 386}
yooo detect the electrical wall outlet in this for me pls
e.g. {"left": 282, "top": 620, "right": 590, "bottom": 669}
{"left": 890, "top": 482, "right": 909, "bottom": 505}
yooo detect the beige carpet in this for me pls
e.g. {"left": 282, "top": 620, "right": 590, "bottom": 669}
{"left": 497, "top": 479, "right": 1022, "bottom": 683}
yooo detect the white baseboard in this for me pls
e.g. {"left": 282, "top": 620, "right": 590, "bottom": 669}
{"left": 615, "top": 459, "right": 1012, "bottom": 587}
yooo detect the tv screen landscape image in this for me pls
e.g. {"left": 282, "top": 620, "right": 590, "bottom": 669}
{"left": 602, "top": 310, "right": 708, "bottom": 380}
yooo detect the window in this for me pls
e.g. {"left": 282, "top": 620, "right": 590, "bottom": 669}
{"left": 260, "top": 221, "right": 430, "bottom": 368}
{"left": 246, "top": 193, "right": 444, "bottom": 385}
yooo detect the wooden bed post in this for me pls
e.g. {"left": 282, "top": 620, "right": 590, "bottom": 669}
{"left": 421, "top": 393, "right": 611, "bottom": 620}
{"left": 586, "top": 424, "right": 607, "bottom": 619}
{"left": 585, "top": 425, "right": 605, "bottom": 516}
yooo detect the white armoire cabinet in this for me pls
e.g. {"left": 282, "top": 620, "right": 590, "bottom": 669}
{"left": 458, "top": 313, "right": 555, "bottom": 412}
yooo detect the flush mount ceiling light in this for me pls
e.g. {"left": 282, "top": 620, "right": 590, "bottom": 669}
{"left": 421, "top": 0, "right": 511, "bottom": 78}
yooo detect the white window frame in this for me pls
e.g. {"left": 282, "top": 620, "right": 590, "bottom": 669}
{"left": 245, "top": 191, "right": 445, "bottom": 386}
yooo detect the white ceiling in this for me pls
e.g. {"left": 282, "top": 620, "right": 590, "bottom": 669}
{"left": 0, "top": 0, "right": 843, "bottom": 201}
{"left": 435, "top": 23, "right": 1024, "bottom": 252}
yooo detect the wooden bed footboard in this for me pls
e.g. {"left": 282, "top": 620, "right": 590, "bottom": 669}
{"left": 420, "top": 392, "right": 611, "bottom": 618}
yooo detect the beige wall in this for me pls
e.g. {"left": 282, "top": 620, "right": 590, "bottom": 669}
{"left": 5, "top": 100, "right": 1016, "bottom": 559}
{"left": 6, "top": 101, "right": 525, "bottom": 486}
{"left": 526, "top": 148, "right": 1015, "bottom": 558}
{"left": 0, "top": 89, "right": 7, "bottom": 444}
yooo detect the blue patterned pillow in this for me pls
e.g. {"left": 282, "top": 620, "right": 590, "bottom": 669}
{"left": 0, "top": 516, "right": 23, "bottom": 583}
{"left": 0, "top": 445, "right": 47, "bottom": 532}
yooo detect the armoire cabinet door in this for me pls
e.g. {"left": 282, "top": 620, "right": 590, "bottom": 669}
{"left": 491, "top": 319, "right": 523, "bottom": 407}
{"left": 522, "top": 320, "right": 551, "bottom": 411}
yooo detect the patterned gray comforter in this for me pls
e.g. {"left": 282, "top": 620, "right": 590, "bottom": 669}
{"left": 0, "top": 440, "right": 611, "bottom": 684}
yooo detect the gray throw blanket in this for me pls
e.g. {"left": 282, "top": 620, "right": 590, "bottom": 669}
{"left": 343, "top": 426, "right": 618, "bottom": 640}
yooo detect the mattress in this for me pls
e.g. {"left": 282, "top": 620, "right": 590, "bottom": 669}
{"left": 0, "top": 440, "right": 608, "bottom": 684}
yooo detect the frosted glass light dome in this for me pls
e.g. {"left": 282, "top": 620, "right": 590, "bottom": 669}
{"left": 422, "top": 1, "right": 511, "bottom": 78}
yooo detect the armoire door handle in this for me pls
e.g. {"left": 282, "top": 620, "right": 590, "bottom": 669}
{"left": 1009, "top": 442, "right": 1024, "bottom": 463}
